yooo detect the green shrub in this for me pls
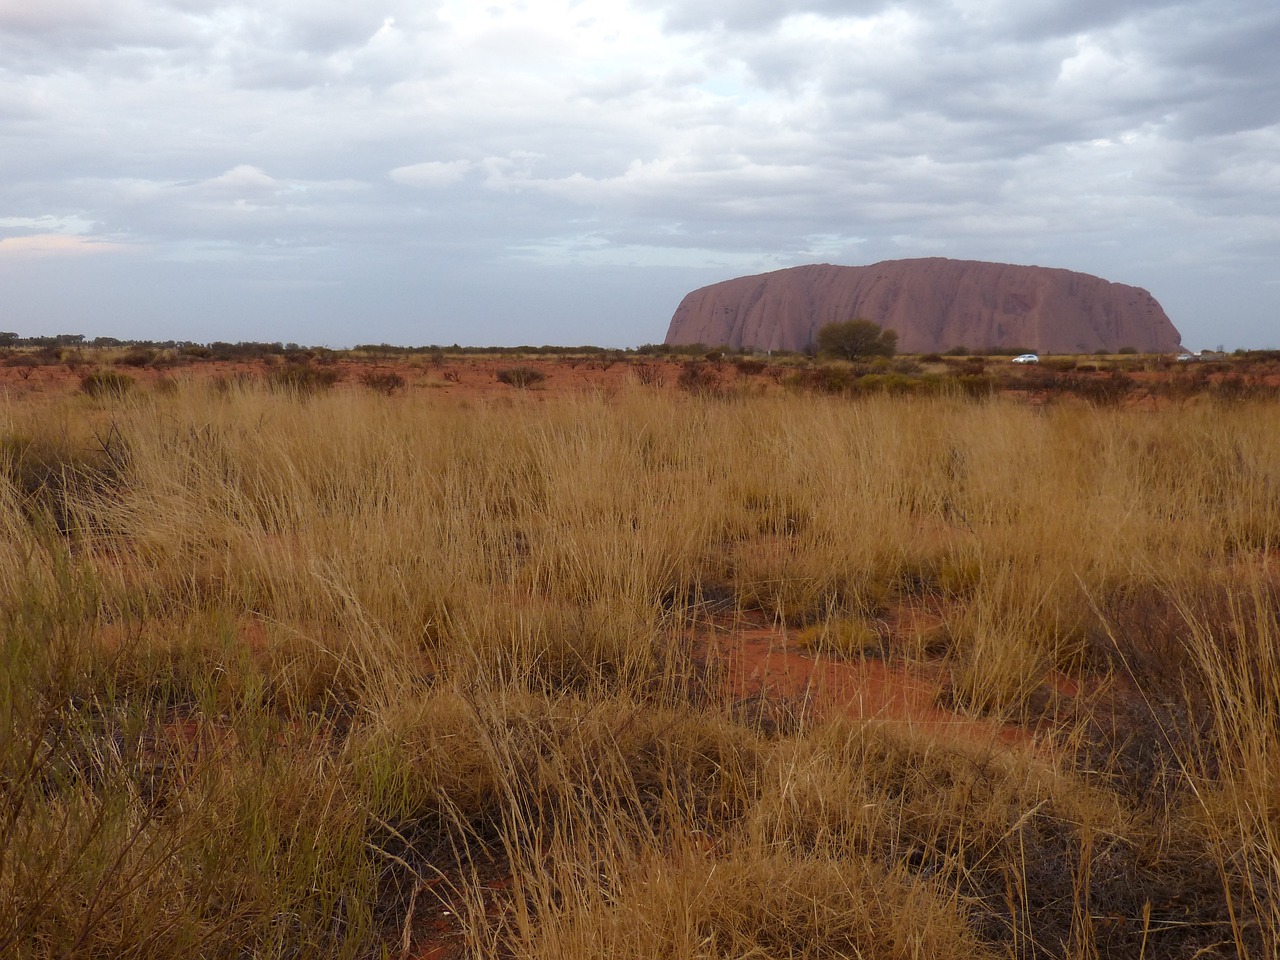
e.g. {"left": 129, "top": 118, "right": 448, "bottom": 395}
{"left": 815, "top": 319, "right": 897, "bottom": 361}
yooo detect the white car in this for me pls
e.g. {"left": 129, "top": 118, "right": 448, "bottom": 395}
{"left": 1011, "top": 353, "right": 1039, "bottom": 364}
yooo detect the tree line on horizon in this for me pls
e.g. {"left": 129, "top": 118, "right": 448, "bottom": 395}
{"left": 2, "top": 328, "right": 1272, "bottom": 360}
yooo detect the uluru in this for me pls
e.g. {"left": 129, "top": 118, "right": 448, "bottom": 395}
{"left": 664, "top": 258, "right": 1182, "bottom": 354}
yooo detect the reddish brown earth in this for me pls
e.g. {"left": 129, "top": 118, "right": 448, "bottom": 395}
{"left": 0, "top": 355, "right": 653, "bottom": 401}
{"left": 665, "top": 258, "right": 1183, "bottom": 354}
{"left": 701, "top": 605, "right": 1031, "bottom": 748}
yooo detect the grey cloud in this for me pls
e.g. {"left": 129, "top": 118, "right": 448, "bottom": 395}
{"left": 1, "top": 0, "right": 1277, "bottom": 348}
{"left": 637, "top": 0, "right": 903, "bottom": 33}
{"left": 0, "top": 1, "right": 200, "bottom": 66}
{"left": 983, "top": 0, "right": 1191, "bottom": 42}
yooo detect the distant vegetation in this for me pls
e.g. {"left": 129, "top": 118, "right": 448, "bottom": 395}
{"left": 5, "top": 330, "right": 1280, "bottom": 410}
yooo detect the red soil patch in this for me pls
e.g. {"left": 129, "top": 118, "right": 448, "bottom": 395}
{"left": 708, "top": 619, "right": 1027, "bottom": 746}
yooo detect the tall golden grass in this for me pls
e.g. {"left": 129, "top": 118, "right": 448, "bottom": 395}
{"left": 1, "top": 377, "right": 1278, "bottom": 958}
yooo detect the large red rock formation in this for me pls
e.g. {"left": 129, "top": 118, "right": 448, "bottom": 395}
{"left": 664, "top": 258, "right": 1181, "bottom": 353}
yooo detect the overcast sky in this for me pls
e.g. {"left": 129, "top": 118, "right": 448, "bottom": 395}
{"left": 1, "top": 0, "right": 1277, "bottom": 348}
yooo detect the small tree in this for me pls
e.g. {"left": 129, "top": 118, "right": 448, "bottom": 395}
{"left": 815, "top": 319, "right": 898, "bottom": 361}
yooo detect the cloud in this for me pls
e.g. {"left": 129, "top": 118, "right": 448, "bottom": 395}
{"left": 0, "top": 0, "right": 1277, "bottom": 347}
{"left": 0, "top": 233, "right": 125, "bottom": 256}
{"left": 0, "top": 213, "right": 96, "bottom": 234}
{"left": 389, "top": 160, "right": 474, "bottom": 188}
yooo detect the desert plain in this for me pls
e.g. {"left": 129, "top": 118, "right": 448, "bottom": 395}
{"left": 2, "top": 344, "right": 1279, "bottom": 959}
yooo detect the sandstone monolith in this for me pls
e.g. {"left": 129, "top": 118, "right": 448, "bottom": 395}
{"left": 664, "top": 258, "right": 1181, "bottom": 353}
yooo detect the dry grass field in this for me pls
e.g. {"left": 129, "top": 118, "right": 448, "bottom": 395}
{"left": 2, "top": 364, "right": 1279, "bottom": 959}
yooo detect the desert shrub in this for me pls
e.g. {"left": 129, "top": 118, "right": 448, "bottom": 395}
{"left": 207, "top": 341, "right": 286, "bottom": 361}
{"left": 784, "top": 365, "right": 853, "bottom": 395}
{"left": 950, "top": 374, "right": 996, "bottom": 398}
{"left": 533, "top": 853, "right": 993, "bottom": 960}
{"left": 1001, "top": 366, "right": 1055, "bottom": 390}
{"left": 1209, "top": 373, "right": 1277, "bottom": 404}
{"left": 734, "top": 357, "right": 767, "bottom": 375}
{"left": 210, "top": 373, "right": 257, "bottom": 396}
{"left": 496, "top": 366, "right": 547, "bottom": 388}
{"left": 1117, "top": 345, "right": 1139, "bottom": 355}
{"left": 1062, "top": 370, "right": 1136, "bottom": 406}
{"left": 1211, "top": 373, "right": 1248, "bottom": 404}
{"left": 6, "top": 355, "right": 41, "bottom": 379}
{"left": 0, "top": 430, "right": 127, "bottom": 532}
{"left": 1107, "top": 359, "right": 1144, "bottom": 373}
{"left": 944, "top": 345, "right": 970, "bottom": 356}
{"left": 595, "top": 349, "right": 626, "bottom": 370}
{"left": 910, "top": 374, "right": 950, "bottom": 397}
{"left": 794, "top": 617, "right": 886, "bottom": 658}
{"left": 268, "top": 363, "right": 340, "bottom": 395}
{"left": 360, "top": 371, "right": 407, "bottom": 396}
{"left": 1042, "top": 358, "right": 1077, "bottom": 372}
{"left": 856, "top": 373, "right": 917, "bottom": 396}
{"left": 631, "top": 363, "right": 665, "bottom": 386}
{"left": 116, "top": 348, "right": 157, "bottom": 367}
{"left": 80, "top": 370, "right": 134, "bottom": 398}
{"left": 676, "top": 360, "right": 720, "bottom": 395}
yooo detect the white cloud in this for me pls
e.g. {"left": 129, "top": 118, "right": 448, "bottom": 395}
{"left": 0, "top": 214, "right": 96, "bottom": 234}
{"left": 0, "top": 233, "right": 125, "bottom": 256}
{"left": 389, "top": 160, "right": 474, "bottom": 187}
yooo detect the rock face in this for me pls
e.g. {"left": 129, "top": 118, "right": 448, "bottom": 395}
{"left": 664, "top": 258, "right": 1181, "bottom": 354}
